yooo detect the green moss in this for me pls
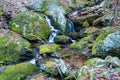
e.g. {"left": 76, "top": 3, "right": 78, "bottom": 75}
{"left": 82, "top": 21, "right": 89, "bottom": 28}
{"left": 92, "top": 27, "right": 120, "bottom": 56}
{"left": 83, "top": 27, "right": 99, "bottom": 35}
{"left": 39, "top": 44, "right": 61, "bottom": 54}
{"left": 85, "top": 58, "right": 107, "bottom": 67}
{"left": 44, "top": 61, "right": 56, "bottom": 69}
{"left": 9, "top": 10, "right": 50, "bottom": 40}
{"left": 0, "top": 62, "right": 38, "bottom": 80}
{"left": 70, "top": 36, "right": 92, "bottom": 51}
{"left": 0, "top": 29, "right": 31, "bottom": 62}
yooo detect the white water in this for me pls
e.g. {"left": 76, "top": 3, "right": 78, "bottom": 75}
{"left": 45, "top": 16, "right": 59, "bottom": 43}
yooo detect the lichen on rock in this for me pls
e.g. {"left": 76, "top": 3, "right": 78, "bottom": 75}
{"left": 9, "top": 10, "right": 50, "bottom": 41}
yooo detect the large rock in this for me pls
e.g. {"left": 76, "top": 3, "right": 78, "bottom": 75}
{"left": 0, "top": 62, "right": 37, "bottom": 80}
{"left": 9, "top": 10, "right": 50, "bottom": 41}
{"left": 39, "top": 44, "right": 61, "bottom": 54}
{"left": 92, "top": 27, "right": 120, "bottom": 57}
{"left": 0, "top": 29, "right": 31, "bottom": 63}
{"left": 27, "top": 0, "right": 67, "bottom": 32}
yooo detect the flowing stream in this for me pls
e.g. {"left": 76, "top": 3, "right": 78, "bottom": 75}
{"left": 45, "top": 15, "right": 76, "bottom": 43}
{"left": 29, "top": 48, "right": 39, "bottom": 64}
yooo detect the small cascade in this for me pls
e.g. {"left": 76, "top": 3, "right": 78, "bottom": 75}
{"left": 45, "top": 16, "right": 59, "bottom": 43}
{"left": 68, "top": 20, "right": 75, "bottom": 32}
{"left": 29, "top": 48, "right": 39, "bottom": 64}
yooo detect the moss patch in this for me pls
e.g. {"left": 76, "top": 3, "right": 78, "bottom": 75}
{"left": 0, "top": 62, "right": 38, "bottom": 80}
{"left": 9, "top": 10, "right": 50, "bottom": 41}
{"left": 70, "top": 36, "right": 92, "bottom": 51}
{"left": 39, "top": 44, "right": 61, "bottom": 54}
{"left": 0, "top": 29, "right": 31, "bottom": 62}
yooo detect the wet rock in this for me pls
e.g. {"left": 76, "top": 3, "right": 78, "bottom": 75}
{"left": 27, "top": 0, "right": 67, "bottom": 32}
{"left": 70, "top": 36, "right": 93, "bottom": 52}
{"left": 92, "top": 27, "right": 120, "bottom": 57}
{"left": 0, "top": 62, "right": 38, "bottom": 80}
{"left": 39, "top": 44, "right": 61, "bottom": 55}
{"left": 54, "top": 35, "right": 70, "bottom": 44}
{"left": 0, "top": 29, "right": 31, "bottom": 63}
{"left": 9, "top": 10, "right": 50, "bottom": 41}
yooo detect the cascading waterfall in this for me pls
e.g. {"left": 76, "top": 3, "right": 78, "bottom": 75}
{"left": 29, "top": 48, "right": 39, "bottom": 64}
{"left": 68, "top": 20, "right": 75, "bottom": 32}
{"left": 45, "top": 16, "right": 59, "bottom": 43}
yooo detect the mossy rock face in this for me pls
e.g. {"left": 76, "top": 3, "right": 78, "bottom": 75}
{"left": 0, "top": 29, "right": 31, "bottom": 62}
{"left": 70, "top": 36, "right": 92, "bottom": 51}
{"left": 0, "top": 62, "right": 38, "bottom": 80}
{"left": 40, "top": 61, "right": 58, "bottom": 75}
{"left": 83, "top": 27, "right": 99, "bottom": 35}
{"left": 27, "top": 0, "right": 67, "bottom": 32}
{"left": 9, "top": 10, "right": 50, "bottom": 41}
{"left": 92, "top": 27, "right": 120, "bottom": 57}
{"left": 54, "top": 35, "right": 70, "bottom": 44}
{"left": 39, "top": 44, "right": 61, "bottom": 54}
{"left": 85, "top": 58, "right": 107, "bottom": 67}
{"left": 85, "top": 56, "right": 120, "bottom": 68}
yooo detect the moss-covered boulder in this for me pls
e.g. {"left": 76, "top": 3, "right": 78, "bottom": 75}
{"left": 0, "top": 62, "right": 37, "bottom": 80}
{"left": 39, "top": 44, "right": 61, "bottom": 54}
{"left": 92, "top": 27, "right": 120, "bottom": 57}
{"left": 85, "top": 56, "right": 120, "bottom": 68}
{"left": 54, "top": 35, "right": 70, "bottom": 44}
{"left": 27, "top": 0, "right": 67, "bottom": 32}
{"left": 70, "top": 36, "right": 93, "bottom": 52}
{"left": 40, "top": 61, "right": 58, "bottom": 75}
{"left": 0, "top": 29, "right": 31, "bottom": 63}
{"left": 9, "top": 10, "right": 50, "bottom": 40}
